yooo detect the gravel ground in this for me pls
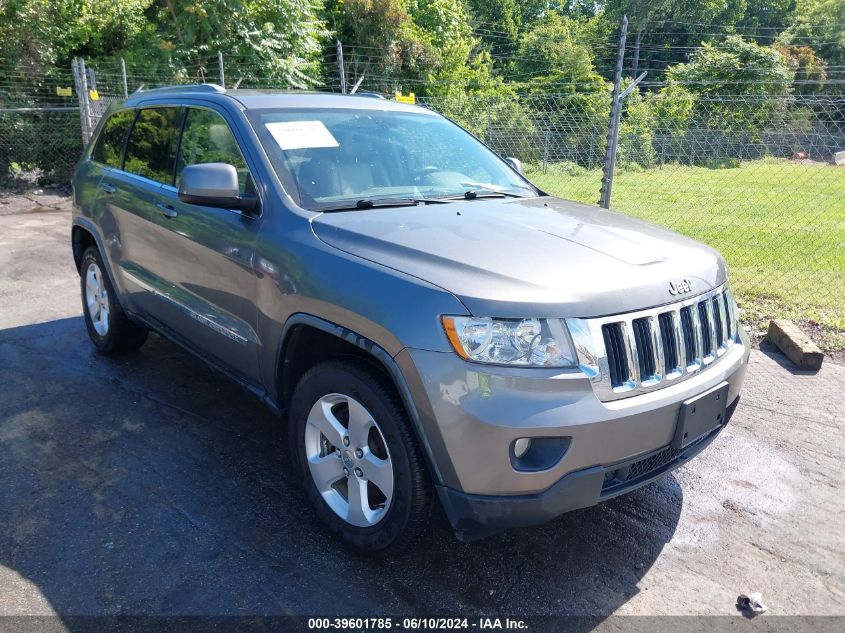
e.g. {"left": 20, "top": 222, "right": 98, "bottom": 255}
{"left": 0, "top": 201, "right": 843, "bottom": 621}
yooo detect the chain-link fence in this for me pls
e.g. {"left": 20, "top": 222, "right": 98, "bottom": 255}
{"left": 1, "top": 57, "right": 843, "bottom": 343}
{"left": 0, "top": 108, "right": 82, "bottom": 186}
{"left": 0, "top": 65, "right": 83, "bottom": 187}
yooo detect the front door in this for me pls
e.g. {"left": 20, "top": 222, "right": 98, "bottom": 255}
{"left": 145, "top": 106, "right": 264, "bottom": 383}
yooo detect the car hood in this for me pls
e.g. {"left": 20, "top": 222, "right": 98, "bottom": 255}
{"left": 311, "top": 196, "right": 727, "bottom": 318}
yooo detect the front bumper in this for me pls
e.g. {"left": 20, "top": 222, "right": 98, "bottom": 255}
{"left": 394, "top": 330, "right": 750, "bottom": 539}
{"left": 438, "top": 398, "right": 738, "bottom": 541}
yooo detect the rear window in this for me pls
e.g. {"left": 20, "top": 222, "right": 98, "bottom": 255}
{"left": 91, "top": 109, "right": 135, "bottom": 168}
{"left": 124, "top": 107, "right": 183, "bottom": 185}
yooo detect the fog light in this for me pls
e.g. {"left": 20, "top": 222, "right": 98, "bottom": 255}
{"left": 513, "top": 438, "right": 532, "bottom": 459}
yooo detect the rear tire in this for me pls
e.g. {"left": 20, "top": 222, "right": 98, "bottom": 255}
{"left": 289, "top": 359, "right": 433, "bottom": 554}
{"left": 80, "top": 246, "right": 148, "bottom": 355}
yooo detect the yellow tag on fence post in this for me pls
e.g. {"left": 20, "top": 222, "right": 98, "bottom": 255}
{"left": 56, "top": 86, "right": 72, "bottom": 97}
{"left": 394, "top": 91, "right": 416, "bottom": 104}
{"left": 89, "top": 89, "right": 100, "bottom": 101}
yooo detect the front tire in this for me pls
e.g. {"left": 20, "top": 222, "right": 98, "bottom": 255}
{"left": 80, "top": 246, "right": 148, "bottom": 355}
{"left": 289, "top": 360, "right": 433, "bottom": 554}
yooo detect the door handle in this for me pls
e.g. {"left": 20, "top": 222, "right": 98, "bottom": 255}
{"left": 99, "top": 182, "right": 117, "bottom": 194}
{"left": 156, "top": 202, "right": 178, "bottom": 218}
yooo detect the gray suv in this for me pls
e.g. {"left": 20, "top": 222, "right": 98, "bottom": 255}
{"left": 71, "top": 85, "right": 749, "bottom": 553}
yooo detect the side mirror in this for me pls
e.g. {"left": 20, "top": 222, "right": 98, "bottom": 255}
{"left": 505, "top": 157, "right": 523, "bottom": 175}
{"left": 178, "top": 163, "right": 258, "bottom": 213}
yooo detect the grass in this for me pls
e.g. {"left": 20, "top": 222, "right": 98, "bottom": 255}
{"left": 525, "top": 158, "right": 845, "bottom": 351}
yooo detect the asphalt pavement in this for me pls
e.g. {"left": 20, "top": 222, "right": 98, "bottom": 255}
{"left": 1, "top": 198, "right": 843, "bottom": 621}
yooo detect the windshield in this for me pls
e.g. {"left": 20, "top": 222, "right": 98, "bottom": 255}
{"left": 247, "top": 107, "right": 537, "bottom": 211}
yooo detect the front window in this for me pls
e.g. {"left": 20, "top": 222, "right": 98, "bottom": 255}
{"left": 177, "top": 108, "right": 253, "bottom": 195}
{"left": 248, "top": 107, "right": 536, "bottom": 211}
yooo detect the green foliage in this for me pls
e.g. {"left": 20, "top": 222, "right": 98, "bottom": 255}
{"left": 618, "top": 83, "right": 656, "bottom": 168}
{"left": 736, "top": 0, "right": 799, "bottom": 34}
{"left": 424, "top": 54, "right": 539, "bottom": 162}
{"left": 156, "top": 1, "right": 326, "bottom": 87}
{"left": 0, "top": 0, "right": 156, "bottom": 69}
{"left": 515, "top": 12, "right": 597, "bottom": 83}
{"left": 778, "top": 45, "right": 828, "bottom": 94}
{"left": 665, "top": 37, "right": 794, "bottom": 148}
{"left": 779, "top": 0, "right": 845, "bottom": 68}
{"left": 325, "top": 0, "right": 479, "bottom": 94}
{"left": 645, "top": 84, "right": 697, "bottom": 130}
{"left": 466, "top": 0, "right": 521, "bottom": 64}
{"left": 668, "top": 36, "right": 794, "bottom": 97}
{"left": 0, "top": 0, "right": 326, "bottom": 87}
{"left": 0, "top": 111, "right": 82, "bottom": 185}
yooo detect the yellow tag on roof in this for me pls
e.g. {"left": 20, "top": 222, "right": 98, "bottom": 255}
{"left": 394, "top": 91, "right": 416, "bottom": 104}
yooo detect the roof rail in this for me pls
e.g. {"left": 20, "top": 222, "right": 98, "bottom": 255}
{"left": 132, "top": 83, "right": 226, "bottom": 96}
{"left": 355, "top": 92, "right": 385, "bottom": 100}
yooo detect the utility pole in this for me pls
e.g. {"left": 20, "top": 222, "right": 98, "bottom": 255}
{"left": 599, "top": 16, "right": 628, "bottom": 209}
{"left": 336, "top": 40, "right": 347, "bottom": 94}
{"left": 218, "top": 51, "right": 225, "bottom": 88}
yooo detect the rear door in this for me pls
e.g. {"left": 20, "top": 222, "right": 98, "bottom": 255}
{"left": 146, "top": 105, "right": 263, "bottom": 383}
{"left": 83, "top": 108, "right": 138, "bottom": 302}
{"left": 110, "top": 105, "right": 185, "bottom": 319}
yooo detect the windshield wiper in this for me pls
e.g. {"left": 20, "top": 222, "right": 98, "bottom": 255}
{"left": 432, "top": 188, "right": 526, "bottom": 201}
{"left": 318, "top": 197, "right": 452, "bottom": 212}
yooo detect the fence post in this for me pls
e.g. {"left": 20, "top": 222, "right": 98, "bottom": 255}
{"left": 120, "top": 58, "right": 128, "bottom": 98}
{"left": 543, "top": 130, "right": 549, "bottom": 174}
{"left": 72, "top": 57, "right": 92, "bottom": 145}
{"left": 336, "top": 40, "right": 347, "bottom": 94}
{"left": 599, "top": 16, "right": 628, "bottom": 209}
{"left": 218, "top": 51, "right": 225, "bottom": 88}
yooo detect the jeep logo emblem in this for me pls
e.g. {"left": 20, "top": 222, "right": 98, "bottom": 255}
{"left": 669, "top": 278, "right": 693, "bottom": 295}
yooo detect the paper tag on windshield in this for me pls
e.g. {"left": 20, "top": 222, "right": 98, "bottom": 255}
{"left": 265, "top": 120, "right": 339, "bottom": 150}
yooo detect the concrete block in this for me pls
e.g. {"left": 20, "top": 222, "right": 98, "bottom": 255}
{"left": 835, "top": 150, "right": 845, "bottom": 166}
{"left": 767, "top": 319, "right": 824, "bottom": 371}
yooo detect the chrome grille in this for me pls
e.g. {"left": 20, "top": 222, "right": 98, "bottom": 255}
{"left": 567, "top": 284, "right": 740, "bottom": 402}
{"left": 601, "top": 323, "right": 629, "bottom": 388}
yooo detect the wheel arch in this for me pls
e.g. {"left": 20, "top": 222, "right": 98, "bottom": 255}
{"left": 71, "top": 223, "right": 98, "bottom": 272}
{"left": 275, "top": 313, "right": 445, "bottom": 486}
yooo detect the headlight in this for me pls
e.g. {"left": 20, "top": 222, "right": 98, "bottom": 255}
{"left": 441, "top": 316, "right": 577, "bottom": 367}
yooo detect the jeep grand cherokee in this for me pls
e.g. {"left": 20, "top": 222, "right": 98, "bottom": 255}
{"left": 71, "top": 85, "right": 749, "bottom": 553}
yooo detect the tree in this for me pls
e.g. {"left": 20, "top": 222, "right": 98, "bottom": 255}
{"left": 667, "top": 36, "right": 794, "bottom": 97}
{"left": 326, "top": 0, "right": 491, "bottom": 97}
{"left": 779, "top": 0, "right": 845, "bottom": 68}
{"left": 0, "top": 0, "right": 155, "bottom": 70}
{"left": 779, "top": 45, "right": 828, "bottom": 94}
{"left": 666, "top": 37, "right": 794, "bottom": 140}
{"left": 597, "top": 1, "right": 779, "bottom": 79}
{"left": 514, "top": 12, "right": 601, "bottom": 84}
{"left": 735, "top": 0, "right": 798, "bottom": 40}
{"left": 465, "top": 0, "right": 521, "bottom": 65}
{"left": 157, "top": 0, "right": 326, "bottom": 87}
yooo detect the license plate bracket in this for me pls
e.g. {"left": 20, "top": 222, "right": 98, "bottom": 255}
{"left": 672, "top": 382, "right": 730, "bottom": 449}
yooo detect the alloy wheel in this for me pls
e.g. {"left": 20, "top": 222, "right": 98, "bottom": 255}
{"left": 304, "top": 393, "right": 394, "bottom": 527}
{"left": 85, "top": 262, "right": 110, "bottom": 336}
